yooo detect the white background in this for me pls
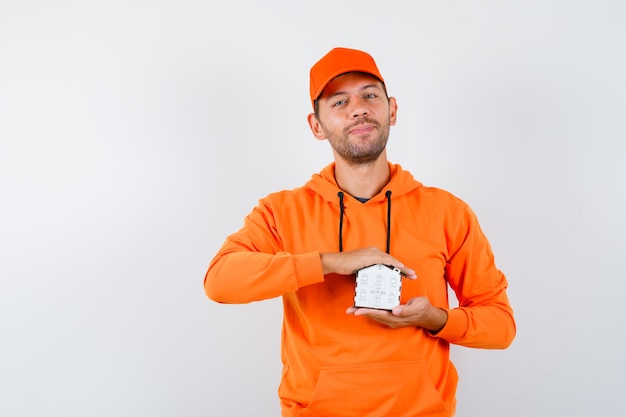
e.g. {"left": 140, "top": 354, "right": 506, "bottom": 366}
{"left": 1, "top": 1, "right": 625, "bottom": 416}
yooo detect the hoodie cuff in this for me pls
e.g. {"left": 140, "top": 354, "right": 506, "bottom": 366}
{"left": 434, "top": 308, "right": 468, "bottom": 343}
{"left": 292, "top": 252, "right": 325, "bottom": 288}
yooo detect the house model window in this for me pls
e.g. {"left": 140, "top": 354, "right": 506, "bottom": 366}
{"left": 354, "top": 264, "right": 403, "bottom": 311}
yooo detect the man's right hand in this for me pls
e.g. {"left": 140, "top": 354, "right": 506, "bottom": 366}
{"left": 319, "top": 247, "right": 417, "bottom": 279}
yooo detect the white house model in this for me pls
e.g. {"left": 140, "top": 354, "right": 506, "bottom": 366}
{"left": 354, "top": 263, "right": 403, "bottom": 310}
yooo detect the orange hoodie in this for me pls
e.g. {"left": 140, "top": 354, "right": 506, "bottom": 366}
{"left": 205, "top": 162, "right": 515, "bottom": 417}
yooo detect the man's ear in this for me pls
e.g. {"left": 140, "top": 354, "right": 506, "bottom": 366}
{"left": 307, "top": 113, "right": 326, "bottom": 140}
{"left": 388, "top": 97, "right": 398, "bottom": 126}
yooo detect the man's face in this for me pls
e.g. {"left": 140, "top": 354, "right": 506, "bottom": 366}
{"left": 309, "top": 72, "right": 397, "bottom": 166}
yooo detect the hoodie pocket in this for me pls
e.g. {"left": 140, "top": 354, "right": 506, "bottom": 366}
{"left": 298, "top": 361, "right": 448, "bottom": 417}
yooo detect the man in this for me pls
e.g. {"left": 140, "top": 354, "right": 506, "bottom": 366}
{"left": 205, "top": 47, "right": 515, "bottom": 417}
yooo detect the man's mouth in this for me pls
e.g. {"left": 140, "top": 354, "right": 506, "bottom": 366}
{"left": 347, "top": 121, "right": 378, "bottom": 135}
{"left": 350, "top": 125, "right": 374, "bottom": 134}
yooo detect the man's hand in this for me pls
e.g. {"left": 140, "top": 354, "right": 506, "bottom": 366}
{"left": 320, "top": 247, "right": 417, "bottom": 279}
{"left": 346, "top": 297, "right": 448, "bottom": 332}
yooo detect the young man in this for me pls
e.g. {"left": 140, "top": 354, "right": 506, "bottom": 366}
{"left": 205, "top": 47, "right": 516, "bottom": 417}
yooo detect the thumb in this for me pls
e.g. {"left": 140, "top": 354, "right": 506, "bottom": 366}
{"left": 392, "top": 297, "right": 422, "bottom": 316}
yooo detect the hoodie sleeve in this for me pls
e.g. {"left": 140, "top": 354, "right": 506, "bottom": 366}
{"left": 204, "top": 198, "right": 325, "bottom": 304}
{"left": 435, "top": 204, "right": 516, "bottom": 349}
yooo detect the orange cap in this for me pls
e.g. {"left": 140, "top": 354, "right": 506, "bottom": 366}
{"left": 309, "top": 47, "right": 385, "bottom": 108}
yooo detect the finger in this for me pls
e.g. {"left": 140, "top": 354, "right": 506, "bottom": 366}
{"left": 384, "top": 258, "right": 416, "bottom": 279}
{"left": 400, "top": 268, "right": 417, "bottom": 279}
{"left": 354, "top": 308, "right": 390, "bottom": 319}
{"left": 392, "top": 299, "right": 420, "bottom": 316}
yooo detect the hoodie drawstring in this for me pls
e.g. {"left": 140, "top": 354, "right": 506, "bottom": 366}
{"left": 385, "top": 190, "right": 392, "bottom": 254}
{"left": 337, "top": 190, "right": 392, "bottom": 254}
{"left": 337, "top": 192, "right": 345, "bottom": 252}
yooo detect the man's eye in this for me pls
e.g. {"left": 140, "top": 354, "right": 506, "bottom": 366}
{"left": 332, "top": 100, "right": 346, "bottom": 107}
{"left": 365, "top": 93, "right": 377, "bottom": 99}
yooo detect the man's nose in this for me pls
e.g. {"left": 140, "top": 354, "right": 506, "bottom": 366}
{"left": 349, "top": 97, "right": 368, "bottom": 118}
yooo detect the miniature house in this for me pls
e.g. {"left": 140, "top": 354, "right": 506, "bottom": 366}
{"left": 354, "top": 264, "right": 402, "bottom": 310}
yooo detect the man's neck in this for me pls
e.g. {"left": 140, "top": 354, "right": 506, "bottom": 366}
{"left": 333, "top": 152, "right": 390, "bottom": 199}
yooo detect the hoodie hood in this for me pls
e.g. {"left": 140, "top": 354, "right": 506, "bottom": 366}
{"left": 304, "top": 162, "right": 423, "bottom": 205}
{"left": 305, "top": 162, "right": 424, "bottom": 254}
